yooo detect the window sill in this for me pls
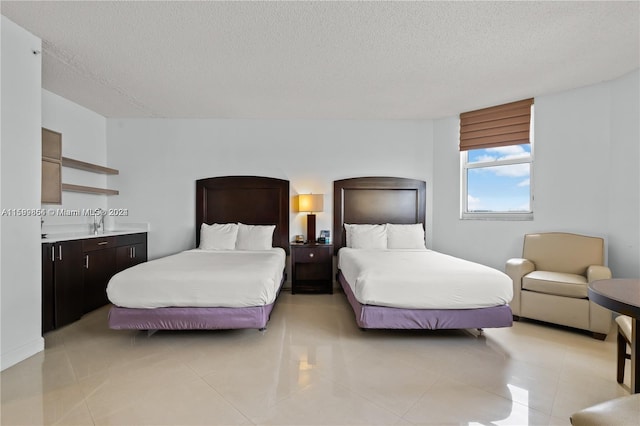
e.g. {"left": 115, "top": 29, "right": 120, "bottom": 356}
{"left": 460, "top": 213, "right": 533, "bottom": 221}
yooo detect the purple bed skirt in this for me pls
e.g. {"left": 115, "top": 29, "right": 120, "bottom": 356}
{"left": 108, "top": 303, "right": 276, "bottom": 330}
{"left": 338, "top": 271, "right": 513, "bottom": 330}
{"left": 108, "top": 275, "right": 285, "bottom": 331}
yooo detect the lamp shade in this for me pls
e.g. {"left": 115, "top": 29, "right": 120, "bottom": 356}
{"left": 298, "top": 194, "right": 324, "bottom": 213}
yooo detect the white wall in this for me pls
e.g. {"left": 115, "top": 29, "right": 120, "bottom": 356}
{"left": 107, "top": 71, "right": 638, "bottom": 277}
{"left": 106, "top": 119, "right": 434, "bottom": 259}
{"left": 432, "top": 70, "right": 640, "bottom": 278}
{"left": 607, "top": 71, "right": 640, "bottom": 278}
{"left": 1, "top": 17, "right": 44, "bottom": 370}
{"left": 41, "top": 89, "right": 108, "bottom": 228}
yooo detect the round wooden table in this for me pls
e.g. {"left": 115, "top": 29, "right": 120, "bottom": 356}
{"left": 589, "top": 279, "right": 640, "bottom": 393}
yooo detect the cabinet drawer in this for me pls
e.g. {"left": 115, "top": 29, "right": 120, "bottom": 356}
{"left": 295, "top": 247, "right": 332, "bottom": 263}
{"left": 116, "top": 233, "right": 146, "bottom": 246}
{"left": 82, "top": 236, "right": 116, "bottom": 252}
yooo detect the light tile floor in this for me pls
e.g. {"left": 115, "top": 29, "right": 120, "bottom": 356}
{"left": 1, "top": 292, "right": 632, "bottom": 425}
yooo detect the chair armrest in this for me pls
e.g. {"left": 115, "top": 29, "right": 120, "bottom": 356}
{"left": 505, "top": 258, "right": 536, "bottom": 284}
{"left": 587, "top": 265, "right": 612, "bottom": 282}
{"left": 505, "top": 258, "right": 535, "bottom": 317}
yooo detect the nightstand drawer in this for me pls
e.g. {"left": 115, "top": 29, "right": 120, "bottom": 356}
{"left": 290, "top": 243, "right": 334, "bottom": 294}
{"left": 295, "top": 247, "right": 331, "bottom": 264}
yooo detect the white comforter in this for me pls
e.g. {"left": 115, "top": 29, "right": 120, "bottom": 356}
{"left": 107, "top": 248, "right": 286, "bottom": 308}
{"left": 338, "top": 248, "right": 512, "bottom": 309}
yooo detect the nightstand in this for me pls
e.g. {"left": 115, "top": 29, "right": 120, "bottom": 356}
{"left": 291, "top": 243, "right": 334, "bottom": 294}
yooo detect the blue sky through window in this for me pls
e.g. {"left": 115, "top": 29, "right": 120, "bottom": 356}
{"left": 467, "top": 144, "right": 531, "bottom": 212}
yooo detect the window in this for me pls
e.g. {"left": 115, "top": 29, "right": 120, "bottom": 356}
{"left": 460, "top": 99, "right": 534, "bottom": 220}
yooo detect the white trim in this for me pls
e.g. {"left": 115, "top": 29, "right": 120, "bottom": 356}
{"left": 1, "top": 337, "right": 45, "bottom": 371}
{"left": 460, "top": 150, "right": 535, "bottom": 220}
{"left": 460, "top": 149, "right": 534, "bottom": 220}
{"left": 466, "top": 155, "right": 532, "bottom": 169}
{"left": 461, "top": 211, "right": 533, "bottom": 221}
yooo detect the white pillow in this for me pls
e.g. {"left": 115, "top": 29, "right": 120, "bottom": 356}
{"left": 386, "top": 223, "right": 426, "bottom": 249}
{"left": 235, "top": 223, "right": 275, "bottom": 250}
{"left": 345, "top": 224, "right": 387, "bottom": 249}
{"left": 199, "top": 223, "right": 238, "bottom": 250}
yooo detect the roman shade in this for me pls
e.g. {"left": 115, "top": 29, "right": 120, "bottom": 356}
{"left": 459, "top": 98, "right": 534, "bottom": 151}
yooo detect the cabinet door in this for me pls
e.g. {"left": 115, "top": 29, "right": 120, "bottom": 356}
{"left": 131, "top": 242, "right": 147, "bottom": 266}
{"left": 116, "top": 243, "right": 147, "bottom": 272}
{"left": 42, "top": 244, "right": 55, "bottom": 333}
{"left": 54, "top": 240, "right": 84, "bottom": 328}
{"left": 115, "top": 234, "right": 147, "bottom": 272}
{"left": 115, "top": 245, "right": 132, "bottom": 272}
{"left": 83, "top": 247, "right": 116, "bottom": 313}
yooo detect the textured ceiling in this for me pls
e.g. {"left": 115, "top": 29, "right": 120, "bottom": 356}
{"left": 1, "top": 1, "right": 638, "bottom": 119}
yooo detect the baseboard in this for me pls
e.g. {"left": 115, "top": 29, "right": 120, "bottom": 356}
{"left": 0, "top": 336, "right": 45, "bottom": 371}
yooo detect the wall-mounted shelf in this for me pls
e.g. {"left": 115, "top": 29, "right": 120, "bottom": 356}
{"left": 42, "top": 128, "right": 62, "bottom": 204}
{"left": 60, "top": 156, "right": 119, "bottom": 196}
{"left": 62, "top": 157, "right": 119, "bottom": 175}
{"left": 61, "top": 184, "right": 119, "bottom": 196}
{"left": 41, "top": 129, "right": 121, "bottom": 201}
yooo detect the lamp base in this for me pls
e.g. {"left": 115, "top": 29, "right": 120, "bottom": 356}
{"left": 306, "top": 214, "right": 316, "bottom": 243}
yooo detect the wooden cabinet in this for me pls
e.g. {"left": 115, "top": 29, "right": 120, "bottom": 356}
{"left": 291, "top": 243, "right": 334, "bottom": 294}
{"left": 115, "top": 233, "right": 147, "bottom": 272}
{"left": 82, "top": 237, "right": 116, "bottom": 314}
{"left": 42, "top": 232, "right": 147, "bottom": 333}
{"left": 41, "top": 128, "right": 62, "bottom": 204}
{"left": 41, "top": 240, "right": 84, "bottom": 332}
{"left": 81, "top": 233, "right": 148, "bottom": 313}
{"left": 41, "top": 244, "right": 55, "bottom": 333}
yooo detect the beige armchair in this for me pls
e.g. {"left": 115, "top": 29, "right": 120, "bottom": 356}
{"left": 506, "top": 232, "right": 612, "bottom": 340}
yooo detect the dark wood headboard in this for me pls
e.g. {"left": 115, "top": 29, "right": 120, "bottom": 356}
{"left": 333, "top": 177, "right": 426, "bottom": 249}
{"left": 196, "top": 176, "right": 290, "bottom": 253}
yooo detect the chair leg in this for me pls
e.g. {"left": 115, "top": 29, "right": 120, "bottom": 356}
{"left": 617, "top": 331, "right": 626, "bottom": 383}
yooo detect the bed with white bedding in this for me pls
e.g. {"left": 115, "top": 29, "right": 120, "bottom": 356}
{"left": 333, "top": 177, "right": 513, "bottom": 330}
{"left": 339, "top": 248, "right": 512, "bottom": 310}
{"left": 107, "top": 176, "right": 290, "bottom": 331}
{"left": 108, "top": 249, "right": 286, "bottom": 309}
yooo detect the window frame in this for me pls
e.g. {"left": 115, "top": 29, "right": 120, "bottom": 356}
{"left": 460, "top": 141, "right": 535, "bottom": 221}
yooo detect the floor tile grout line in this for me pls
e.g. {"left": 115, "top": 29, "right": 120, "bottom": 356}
{"left": 197, "top": 376, "right": 258, "bottom": 426}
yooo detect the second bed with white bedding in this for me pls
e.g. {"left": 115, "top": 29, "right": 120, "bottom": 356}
{"left": 107, "top": 248, "right": 286, "bottom": 309}
{"left": 338, "top": 248, "right": 513, "bottom": 310}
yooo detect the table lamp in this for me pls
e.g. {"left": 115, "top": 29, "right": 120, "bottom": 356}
{"left": 298, "top": 194, "right": 323, "bottom": 243}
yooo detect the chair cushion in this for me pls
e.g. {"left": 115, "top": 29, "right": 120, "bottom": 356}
{"left": 616, "top": 315, "right": 632, "bottom": 342}
{"left": 522, "top": 271, "right": 588, "bottom": 298}
{"left": 570, "top": 394, "right": 640, "bottom": 426}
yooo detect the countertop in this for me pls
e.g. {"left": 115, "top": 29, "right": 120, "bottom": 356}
{"left": 41, "top": 225, "right": 148, "bottom": 243}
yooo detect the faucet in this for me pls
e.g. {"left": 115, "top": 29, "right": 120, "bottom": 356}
{"left": 93, "top": 208, "right": 105, "bottom": 235}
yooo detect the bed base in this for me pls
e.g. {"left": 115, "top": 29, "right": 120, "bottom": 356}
{"left": 338, "top": 271, "right": 513, "bottom": 330}
{"left": 108, "top": 276, "right": 284, "bottom": 331}
{"left": 108, "top": 303, "right": 277, "bottom": 331}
